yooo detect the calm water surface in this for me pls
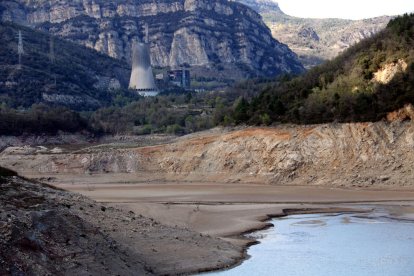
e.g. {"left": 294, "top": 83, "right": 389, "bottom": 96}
{"left": 208, "top": 211, "right": 414, "bottom": 276}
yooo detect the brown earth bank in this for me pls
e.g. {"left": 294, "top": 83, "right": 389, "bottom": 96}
{"left": 1, "top": 121, "right": 414, "bottom": 189}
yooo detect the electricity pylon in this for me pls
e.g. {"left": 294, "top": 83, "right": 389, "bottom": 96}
{"left": 49, "top": 36, "right": 57, "bottom": 86}
{"left": 17, "top": 31, "right": 24, "bottom": 70}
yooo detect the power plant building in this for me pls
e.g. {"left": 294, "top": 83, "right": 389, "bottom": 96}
{"left": 169, "top": 69, "right": 191, "bottom": 89}
{"left": 129, "top": 26, "right": 158, "bottom": 96}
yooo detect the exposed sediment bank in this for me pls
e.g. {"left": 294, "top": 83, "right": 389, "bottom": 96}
{"left": 2, "top": 122, "right": 414, "bottom": 274}
{"left": 1, "top": 122, "right": 414, "bottom": 189}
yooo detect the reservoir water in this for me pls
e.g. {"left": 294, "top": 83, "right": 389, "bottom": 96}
{"left": 208, "top": 211, "right": 414, "bottom": 276}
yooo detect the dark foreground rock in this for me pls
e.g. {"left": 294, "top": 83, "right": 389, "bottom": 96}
{"left": 0, "top": 170, "right": 241, "bottom": 275}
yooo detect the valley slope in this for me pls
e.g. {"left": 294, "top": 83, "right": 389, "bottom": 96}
{"left": 230, "top": 14, "right": 414, "bottom": 125}
{"left": 0, "top": 22, "right": 131, "bottom": 109}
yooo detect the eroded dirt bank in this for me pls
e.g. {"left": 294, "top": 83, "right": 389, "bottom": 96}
{"left": 2, "top": 121, "right": 414, "bottom": 189}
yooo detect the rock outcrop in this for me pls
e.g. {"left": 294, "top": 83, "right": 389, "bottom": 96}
{"left": 0, "top": 0, "right": 304, "bottom": 79}
{"left": 373, "top": 59, "right": 408, "bottom": 84}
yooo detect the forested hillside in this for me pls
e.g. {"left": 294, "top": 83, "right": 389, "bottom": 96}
{"left": 0, "top": 22, "right": 131, "bottom": 110}
{"left": 230, "top": 14, "right": 414, "bottom": 125}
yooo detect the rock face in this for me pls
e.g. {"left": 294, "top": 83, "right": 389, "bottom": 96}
{"left": 0, "top": 0, "right": 304, "bottom": 79}
{"left": 373, "top": 59, "right": 408, "bottom": 84}
{"left": 2, "top": 122, "right": 414, "bottom": 189}
{"left": 236, "top": 0, "right": 391, "bottom": 68}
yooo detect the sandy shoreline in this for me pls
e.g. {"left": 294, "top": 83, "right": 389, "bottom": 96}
{"left": 35, "top": 175, "right": 413, "bottom": 275}
{"left": 3, "top": 170, "right": 414, "bottom": 274}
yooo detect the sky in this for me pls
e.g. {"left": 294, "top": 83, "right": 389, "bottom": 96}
{"left": 275, "top": 0, "right": 414, "bottom": 20}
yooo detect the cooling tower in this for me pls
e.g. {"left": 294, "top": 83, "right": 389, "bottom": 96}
{"left": 129, "top": 41, "right": 158, "bottom": 96}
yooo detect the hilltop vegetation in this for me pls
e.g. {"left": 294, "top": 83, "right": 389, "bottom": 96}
{"left": 230, "top": 14, "right": 414, "bottom": 125}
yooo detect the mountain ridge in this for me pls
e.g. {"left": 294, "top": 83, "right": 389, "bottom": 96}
{"left": 236, "top": 0, "right": 392, "bottom": 68}
{"left": 0, "top": 0, "right": 304, "bottom": 79}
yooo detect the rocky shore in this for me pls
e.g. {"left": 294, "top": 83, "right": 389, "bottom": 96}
{"left": 0, "top": 171, "right": 241, "bottom": 275}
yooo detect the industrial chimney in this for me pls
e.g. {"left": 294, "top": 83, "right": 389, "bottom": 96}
{"left": 129, "top": 24, "right": 158, "bottom": 96}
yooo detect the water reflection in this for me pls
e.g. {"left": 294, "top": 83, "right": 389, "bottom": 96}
{"left": 207, "top": 211, "right": 414, "bottom": 276}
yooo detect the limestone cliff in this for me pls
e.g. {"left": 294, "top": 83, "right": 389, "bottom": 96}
{"left": 236, "top": 0, "right": 391, "bottom": 68}
{"left": 0, "top": 0, "right": 304, "bottom": 79}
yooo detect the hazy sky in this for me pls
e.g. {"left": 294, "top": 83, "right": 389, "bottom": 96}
{"left": 276, "top": 0, "right": 414, "bottom": 20}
